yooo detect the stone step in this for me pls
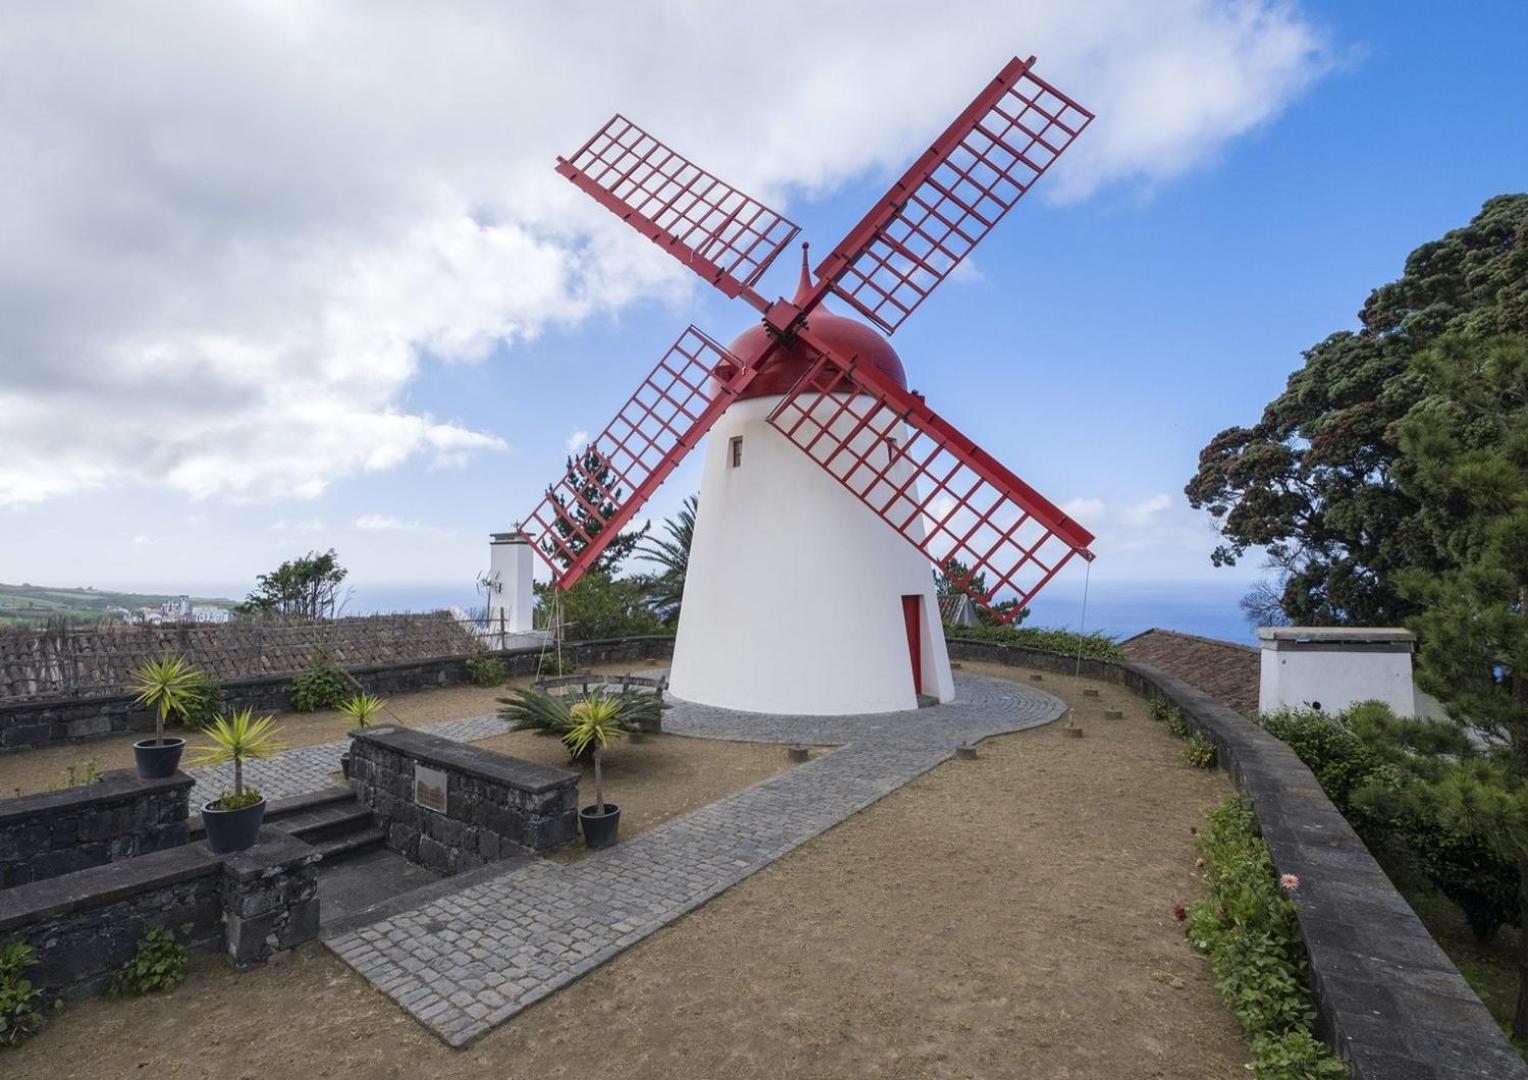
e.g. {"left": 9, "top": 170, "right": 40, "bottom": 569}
{"left": 280, "top": 802, "right": 375, "bottom": 845}
{"left": 312, "top": 826, "right": 386, "bottom": 863}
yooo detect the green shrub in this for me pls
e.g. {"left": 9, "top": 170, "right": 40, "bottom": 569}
{"left": 1183, "top": 732, "right": 1217, "bottom": 768}
{"left": 180, "top": 673, "right": 226, "bottom": 730}
{"left": 499, "top": 687, "right": 658, "bottom": 763}
{"left": 0, "top": 941, "right": 45, "bottom": 1048}
{"left": 943, "top": 623, "right": 1124, "bottom": 660}
{"left": 1149, "top": 697, "right": 1175, "bottom": 723}
{"left": 1166, "top": 709, "right": 1189, "bottom": 738}
{"left": 537, "top": 653, "right": 576, "bottom": 677}
{"left": 107, "top": 924, "right": 188, "bottom": 997}
{"left": 289, "top": 661, "right": 350, "bottom": 712}
{"left": 465, "top": 656, "right": 505, "bottom": 687}
{"left": 1259, "top": 710, "right": 1379, "bottom": 814}
{"left": 1186, "top": 798, "right": 1344, "bottom": 1078}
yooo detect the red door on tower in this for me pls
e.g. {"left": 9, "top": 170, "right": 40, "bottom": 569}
{"left": 901, "top": 595, "right": 923, "bottom": 695}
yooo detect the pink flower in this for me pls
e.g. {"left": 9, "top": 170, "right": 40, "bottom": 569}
{"left": 1172, "top": 902, "right": 1187, "bottom": 922}
{"left": 1280, "top": 873, "right": 1300, "bottom": 891}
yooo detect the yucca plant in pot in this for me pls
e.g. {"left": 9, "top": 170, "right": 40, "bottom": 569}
{"left": 191, "top": 708, "right": 285, "bottom": 853}
{"left": 564, "top": 694, "right": 624, "bottom": 849}
{"left": 127, "top": 653, "right": 205, "bottom": 778}
{"left": 338, "top": 692, "right": 386, "bottom": 779}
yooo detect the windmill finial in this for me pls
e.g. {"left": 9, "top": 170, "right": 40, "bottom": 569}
{"left": 795, "top": 242, "right": 812, "bottom": 302}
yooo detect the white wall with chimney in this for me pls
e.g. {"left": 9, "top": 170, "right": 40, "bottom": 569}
{"left": 487, "top": 531, "right": 534, "bottom": 633}
{"left": 1258, "top": 627, "right": 1417, "bottom": 716}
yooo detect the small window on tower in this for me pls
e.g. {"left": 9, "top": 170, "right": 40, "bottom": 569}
{"left": 730, "top": 436, "right": 743, "bottom": 468}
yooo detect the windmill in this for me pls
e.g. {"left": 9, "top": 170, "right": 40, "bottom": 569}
{"left": 518, "top": 55, "right": 1096, "bottom": 715}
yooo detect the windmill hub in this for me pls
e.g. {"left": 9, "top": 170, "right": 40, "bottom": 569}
{"left": 721, "top": 258, "right": 909, "bottom": 400}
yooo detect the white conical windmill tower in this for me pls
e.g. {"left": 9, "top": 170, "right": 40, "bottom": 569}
{"left": 519, "top": 54, "right": 1097, "bottom": 716}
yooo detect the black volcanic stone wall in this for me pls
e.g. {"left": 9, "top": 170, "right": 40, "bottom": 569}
{"left": 0, "top": 769, "right": 192, "bottom": 887}
{"left": 946, "top": 637, "right": 1528, "bottom": 1080}
{"left": 0, "top": 844, "right": 222, "bottom": 999}
{"left": 0, "top": 828, "right": 321, "bottom": 998}
{"left": 349, "top": 725, "right": 579, "bottom": 874}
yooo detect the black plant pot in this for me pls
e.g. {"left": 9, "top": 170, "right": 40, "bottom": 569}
{"left": 579, "top": 803, "right": 621, "bottom": 849}
{"left": 133, "top": 737, "right": 186, "bottom": 779}
{"left": 202, "top": 797, "right": 267, "bottom": 854}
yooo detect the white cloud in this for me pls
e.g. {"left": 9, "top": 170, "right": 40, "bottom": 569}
{"left": 564, "top": 430, "right": 591, "bottom": 454}
{"left": 355, "top": 514, "right": 451, "bottom": 536}
{"left": 0, "top": 2, "right": 1329, "bottom": 507}
{"left": 268, "top": 517, "right": 326, "bottom": 534}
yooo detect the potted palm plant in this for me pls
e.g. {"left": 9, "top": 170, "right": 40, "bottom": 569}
{"left": 191, "top": 708, "right": 285, "bottom": 853}
{"left": 564, "top": 694, "right": 623, "bottom": 848}
{"left": 127, "top": 653, "right": 204, "bottom": 778}
{"left": 338, "top": 692, "right": 386, "bottom": 779}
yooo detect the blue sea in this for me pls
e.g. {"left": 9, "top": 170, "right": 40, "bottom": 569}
{"left": 329, "top": 578, "right": 1258, "bottom": 646}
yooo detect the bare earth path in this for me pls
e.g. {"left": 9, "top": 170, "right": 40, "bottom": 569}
{"left": 5, "top": 665, "right": 1246, "bottom": 1079}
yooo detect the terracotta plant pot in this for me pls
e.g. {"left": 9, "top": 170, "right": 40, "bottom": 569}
{"left": 202, "top": 797, "right": 267, "bottom": 854}
{"left": 133, "top": 737, "right": 186, "bottom": 779}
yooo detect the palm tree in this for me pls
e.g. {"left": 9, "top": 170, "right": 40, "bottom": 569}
{"left": 639, "top": 493, "right": 697, "bottom": 623}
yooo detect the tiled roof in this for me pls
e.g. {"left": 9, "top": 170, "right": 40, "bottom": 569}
{"left": 1121, "top": 628, "right": 1259, "bottom": 717}
{"left": 937, "top": 593, "right": 979, "bottom": 626}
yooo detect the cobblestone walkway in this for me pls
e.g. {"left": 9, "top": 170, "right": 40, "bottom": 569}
{"left": 187, "top": 714, "right": 506, "bottom": 806}
{"left": 324, "top": 674, "right": 1065, "bottom": 1046}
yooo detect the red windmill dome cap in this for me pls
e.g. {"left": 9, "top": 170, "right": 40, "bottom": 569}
{"left": 724, "top": 244, "right": 908, "bottom": 399}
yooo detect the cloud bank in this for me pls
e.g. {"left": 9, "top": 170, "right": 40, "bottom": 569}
{"left": 0, "top": 1, "right": 1329, "bottom": 506}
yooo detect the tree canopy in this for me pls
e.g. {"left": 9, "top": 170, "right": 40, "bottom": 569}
{"left": 1185, "top": 194, "right": 1528, "bottom": 625}
{"left": 237, "top": 548, "right": 348, "bottom": 618}
{"left": 542, "top": 448, "right": 647, "bottom": 575}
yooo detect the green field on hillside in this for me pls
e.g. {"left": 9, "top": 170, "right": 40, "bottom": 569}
{"left": 0, "top": 582, "right": 236, "bottom": 627}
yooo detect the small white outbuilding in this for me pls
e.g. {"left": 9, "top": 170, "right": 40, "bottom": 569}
{"left": 1257, "top": 626, "right": 1416, "bottom": 717}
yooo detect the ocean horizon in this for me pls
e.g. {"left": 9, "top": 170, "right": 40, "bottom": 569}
{"left": 312, "top": 578, "right": 1261, "bottom": 647}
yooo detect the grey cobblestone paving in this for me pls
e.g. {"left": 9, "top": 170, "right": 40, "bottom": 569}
{"left": 323, "top": 674, "right": 1065, "bottom": 1046}
{"left": 188, "top": 714, "right": 506, "bottom": 806}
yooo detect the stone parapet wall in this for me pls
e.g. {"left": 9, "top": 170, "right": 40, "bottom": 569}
{"left": 0, "top": 634, "right": 676, "bottom": 754}
{"left": 0, "top": 828, "right": 321, "bottom": 998}
{"left": 350, "top": 726, "right": 579, "bottom": 874}
{"left": 0, "top": 612, "right": 477, "bottom": 702}
{"left": 0, "top": 769, "right": 192, "bottom": 887}
{"left": 0, "top": 843, "right": 223, "bottom": 999}
{"left": 946, "top": 637, "right": 1528, "bottom": 1080}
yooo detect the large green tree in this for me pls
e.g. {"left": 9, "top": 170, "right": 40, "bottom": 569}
{"left": 1186, "top": 195, "right": 1528, "bottom": 625}
{"left": 542, "top": 447, "right": 648, "bottom": 575}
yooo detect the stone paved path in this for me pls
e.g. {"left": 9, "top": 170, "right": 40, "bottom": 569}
{"left": 323, "top": 674, "right": 1065, "bottom": 1047}
{"left": 187, "top": 714, "right": 507, "bottom": 806}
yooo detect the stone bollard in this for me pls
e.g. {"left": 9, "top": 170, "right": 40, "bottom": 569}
{"left": 1029, "top": 673, "right": 1044, "bottom": 681}
{"left": 1105, "top": 708, "right": 1124, "bottom": 720}
{"left": 955, "top": 744, "right": 978, "bottom": 760}
{"left": 787, "top": 745, "right": 810, "bottom": 763}
{"left": 1083, "top": 688, "right": 1100, "bottom": 698}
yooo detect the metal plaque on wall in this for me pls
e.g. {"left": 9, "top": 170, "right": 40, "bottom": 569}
{"left": 415, "top": 764, "right": 448, "bottom": 814}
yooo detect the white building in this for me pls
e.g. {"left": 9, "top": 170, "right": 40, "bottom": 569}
{"left": 1257, "top": 626, "right": 1417, "bottom": 716}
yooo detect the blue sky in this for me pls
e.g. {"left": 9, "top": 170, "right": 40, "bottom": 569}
{"left": 2, "top": 2, "right": 1525, "bottom": 637}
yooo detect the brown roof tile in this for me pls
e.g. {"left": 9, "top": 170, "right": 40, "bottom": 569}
{"left": 1121, "top": 628, "right": 1259, "bottom": 717}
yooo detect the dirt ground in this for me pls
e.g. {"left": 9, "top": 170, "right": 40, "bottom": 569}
{"left": 5, "top": 665, "right": 1249, "bottom": 1079}
{"left": 469, "top": 728, "right": 797, "bottom": 859}
{"left": 0, "top": 662, "right": 665, "bottom": 798}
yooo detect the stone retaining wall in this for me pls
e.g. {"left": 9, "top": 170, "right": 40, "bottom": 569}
{"left": 947, "top": 637, "right": 1528, "bottom": 1080}
{"left": 350, "top": 726, "right": 579, "bottom": 874}
{"left": 0, "top": 828, "right": 321, "bottom": 998}
{"left": 0, "top": 769, "right": 192, "bottom": 887}
{"left": 0, "top": 635, "right": 677, "bottom": 754}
